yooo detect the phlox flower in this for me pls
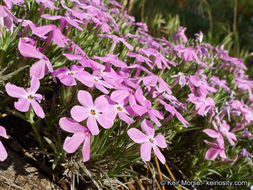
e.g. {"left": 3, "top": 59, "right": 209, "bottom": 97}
{"left": 77, "top": 71, "right": 113, "bottom": 94}
{"left": 98, "top": 34, "right": 133, "bottom": 51}
{"left": 18, "top": 37, "right": 53, "bottom": 79}
{"left": 3, "top": 0, "right": 24, "bottom": 9}
{"left": 174, "top": 46, "right": 208, "bottom": 67}
{"left": 35, "top": 0, "right": 59, "bottom": 10}
{"left": 159, "top": 99, "right": 189, "bottom": 127}
{"left": 127, "top": 119, "right": 167, "bottom": 164}
{"left": 105, "top": 96, "right": 134, "bottom": 125}
{"left": 187, "top": 93, "right": 215, "bottom": 116}
{"left": 41, "top": 13, "right": 83, "bottom": 31}
{"left": 93, "top": 54, "right": 127, "bottom": 68}
{"left": 203, "top": 137, "right": 226, "bottom": 160}
{"left": 172, "top": 26, "right": 188, "bottom": 43}
{"left": 32, "top": 24, "right": 69, "bottom": 47}
{"left": 188, "top": 75, "right": 217, "bottom": 97}
{"left": 71, "top": 90, "right": 113, "bottom": 135}
{"left": 241, "top": 148, "right": 253, "bottom": 164}
{"left": 53, "top": 65, "right": 87, "bottom": 86}
{"left": 212, "top": 117, "right": 237, "bottom": 146}
{"left": 59, "top": 117, "right": 91, "bottom": 162}
{"left": 5, "top": 77, "right": 45, "bottom": 118}
{"left": 132, "top": 88, "right": 164, "bottom": 127}
{"left": 127, "top": 52, "right": 153, "bottom": 69}
{"left": 0, "top": 126, "right": 8, "bottom": 161}
{"left": 0, "top": 5, "right": 18, "bottom": 32}
{"left": 110, "top": 87, "right": 137, "bottom": 108}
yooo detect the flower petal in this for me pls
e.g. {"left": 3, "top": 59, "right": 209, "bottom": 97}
{"left": 30, "top": 60, "right": 46, "bottom": 79}
{"left": 205, "top": 148, "right": 220, "bottom": 160}
{"left": 14, "top": 98, "right": 30, "bottom": 112}
{"left": 59, "top": 117, "right": 85, "bottom": 133}
{"left": 82, "top": 135, "right": 90, "bottom": 162}
{"left": 0, "top": 141, "right": 8, "bottom": 161}
{"left": 27, "top": 77, "right": 40, "bottom": 93}
{"left": 5, "top": 83, "right": 26, "bottom": 98}
{"left": 77, "top": 90, "right": 93, "bottom": 107}
{"left": 118, "top": 112, "right": 134, "bottom": 124}
{"left": 154, "top": 135, "right": 167, "bottom": 148}
{"left": 70, "top": 105, "right": 89, "bottom": 122}
{"left": 141, "top": 119, "right": 154, "bottom": 137}
{"left": 0, "top": 126, "right": 8, "bottom": 139}
{"left": 153, "top": 145, "right": 166, "bottom": 164}
{"left": 203, "top": 129, "right": 219, "bottom": 138}
{"left": 127, "top": 128, "right": 148, "bottom": 143}
{"left": 97, "top": 113, "right": 114, "bottom": 129}
{"left": 87, "top": 116, "right": 99, "bottom": 135}
{"left": 31, "top": 100, "right": 45, "bottom": 118}
{"left": 140, "top": 141, "right": 152, "bottom": 162}
{"left": 63, "top": 133, "right": 85, "bottom": 153}
{"left": 94, "top": 95, "right": 108, "bottom": 112}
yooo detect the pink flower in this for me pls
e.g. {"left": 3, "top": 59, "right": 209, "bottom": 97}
{"left": 18, "top": 37, "right": 53, "bottom": 79}
{"left": 0, "top": 5, "right": 18, "bottom": 32}
{"left": 71, "top": 90, "right": 113, "bottom": 135}
{"left": 172, "top": 26, "right": 188, "bottom": 43}
{"left": 32, "top": 24, "right": 69, "bottom": 47}
{"left": 111, "top": 87, "right": 137, "bottom": 108}
{"left": 132, "top": 88, "right": 164, "bottom": 127}
{"left": 98, "top": 34, "right": 133, "bottom": 51}
{"left": 212, "top": 117, "right": 237, "bottom": 146}
{"left": 59, "top": 117, "right": 91, "bottom": 162}
{"left": 53, "top": 65, "right": 87, "bottom": 86}
{"left": 93, "top": 54, "right": 127, "bottom": 68}
{"left": 3, "top": 0, "right": 24, "bottom": 9}
{"left": 127, "top": 119, "right": 167, "bottom": 164}
{"left": 5, "top": 78, "right": 45, "bottom": 118}
{"left": 105, "top": 96, "right": 134, "bottom": 125}
{"left": 77, "top": 71, "right": 113, "bottom": 94}
{"left": 35, "top": 0, "right": 59, "bottom": 10}
{"left": 159, "top": 99, "right": 189, "bottom": 127}
{"left": 187, "top": 93, "right": 215, "bottom": 116}
{"left": 203, "top": 137, "right": 226, "bottom": 160}
{"left": 41, "top": 13, "right": 83, "bottom": 31}
{"left": 127, "top": 52, "right": 153, "bottom": 69}
{"left": 188, "top": 75, "right": 217, "bottom": 97}
{"left": 0, "top": 126, "right": 8, "bottom": 161}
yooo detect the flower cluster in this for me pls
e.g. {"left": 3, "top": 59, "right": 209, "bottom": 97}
{"left": 0, "top": 0, "right": 253, "bottom": 172}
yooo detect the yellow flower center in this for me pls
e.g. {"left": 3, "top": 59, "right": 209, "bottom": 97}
{"left": 90, "top": 109, "right": 96, "bottom": 115}
{"left": 85, "top": 132, "right": 89, "bottom": 136}
{"left": 94, "top": 78, "right": 98, "bottom": 82}
{"left": 149, "top": 139, "right": 153, "bottom": 143}
{"left": 117, "top": 107, "right": 122, "bottom": 111}
{"left": 28, "top": 95, "right": 33, "bottom": 100}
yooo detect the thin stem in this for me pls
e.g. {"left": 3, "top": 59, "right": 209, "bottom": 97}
{"left": 31, "top": 122, "right": 43, "bottom": 149}
{"left": 147, "top": 162, "right": 162, "bottom": 190}
{"left": 155, "top": 156, "right": 165, "bottom": 190}
{"left": 165, "top": 163, "right": 182, "bottom": 190}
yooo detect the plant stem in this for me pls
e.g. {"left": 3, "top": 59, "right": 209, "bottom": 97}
{"left": 155, "top": 156, "right": 165, "bottom": 190}
{"left": 31, "top": 122, "right": 43, "bottom": 149}
{"left": 147, "top": 162, "right": 162, "bottom": 190}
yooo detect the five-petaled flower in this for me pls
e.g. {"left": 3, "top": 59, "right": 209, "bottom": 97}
{"left": 5, "top": 77, "right": 45, "bottom": 118}
{"left": 127, "top": 119, "right": 167, "bottom": 164}
{"left": 71, "top": 90, "right": 113, "bottom": 135}
{"left": 59, "top": 117, "right": 91, "bottom": 162}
